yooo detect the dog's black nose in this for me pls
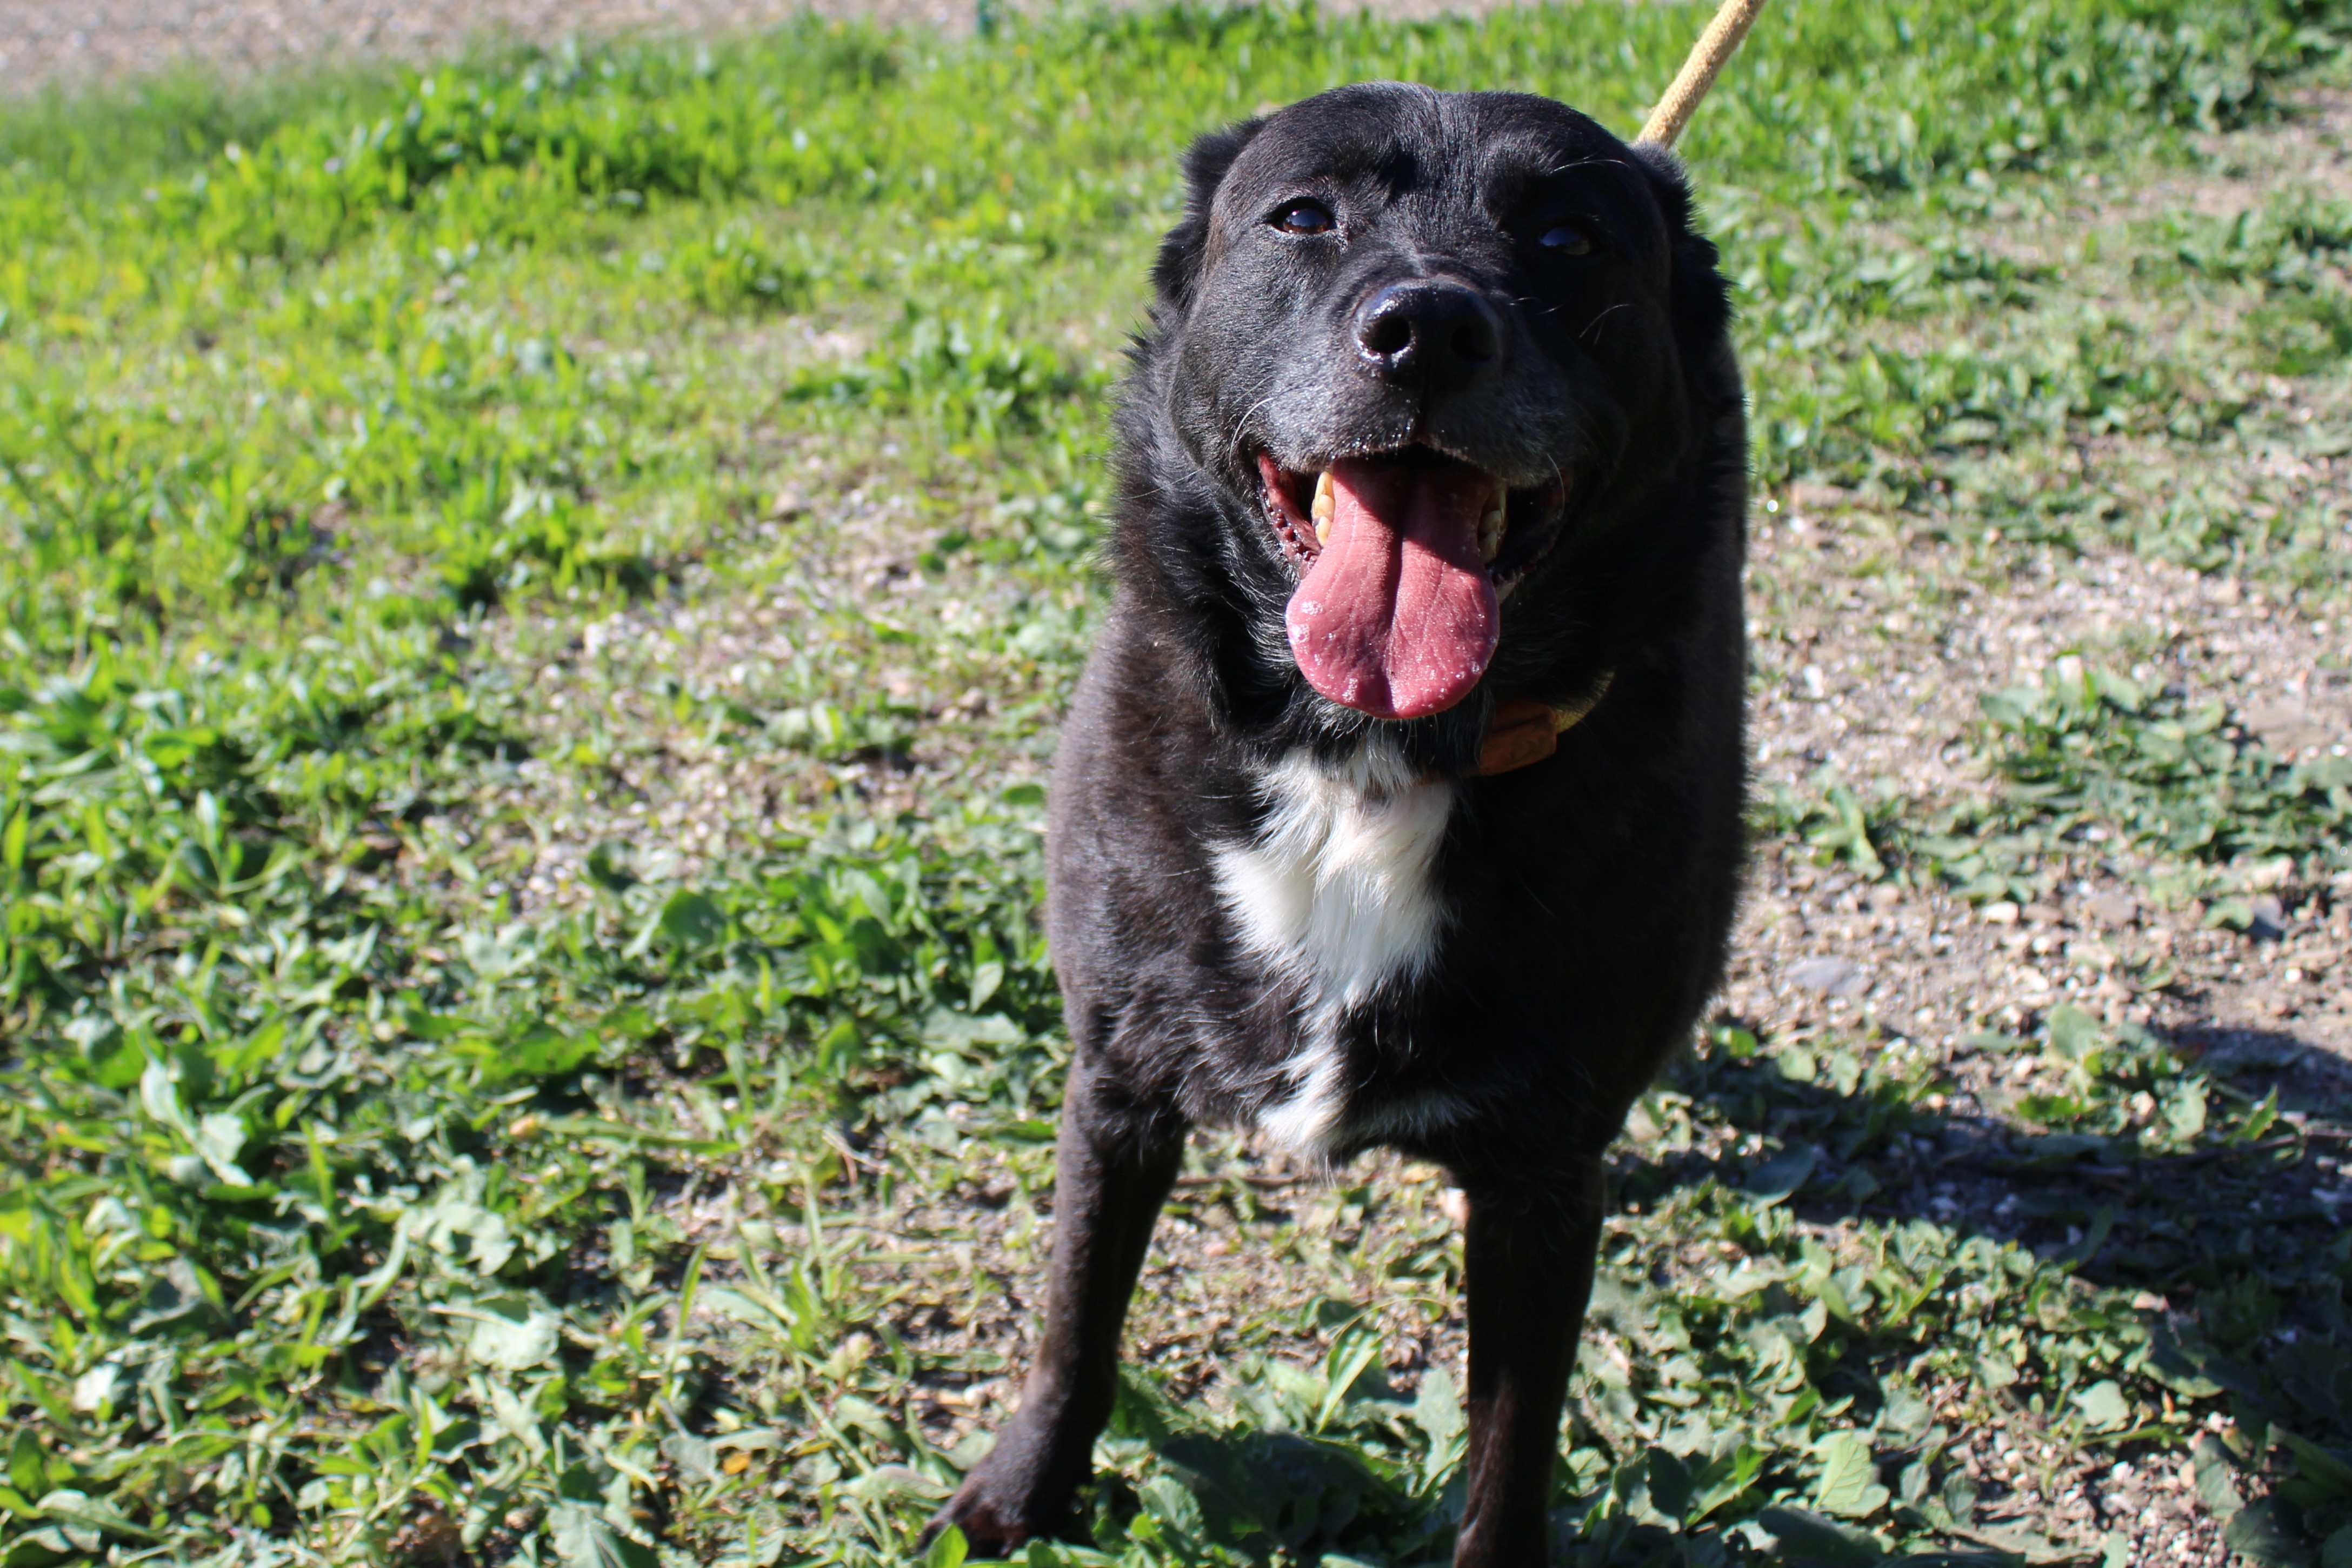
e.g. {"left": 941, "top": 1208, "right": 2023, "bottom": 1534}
{"left": 1352, "top": 279, "right": 1502, "bottom": 388}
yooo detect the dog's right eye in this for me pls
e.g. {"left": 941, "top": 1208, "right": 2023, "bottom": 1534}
{"left": 1271, "top": 201, "right": 1336, "bottom": 236}
{"left": 1540, "top": 222, "right": 1595, "bottom": 256}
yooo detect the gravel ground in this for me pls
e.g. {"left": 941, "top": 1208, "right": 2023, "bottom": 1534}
{"left": 1729, "top": 500, "right": 2352, "bottom": 1067}
{"left": 4, "top": 0, "right": 1506, "bottom": 92}
{"left": 1723, "top": 87, "right": 2352, "bottom": 1078}
{"left": 4, "top": 0, "right": 951, "bottom": 90}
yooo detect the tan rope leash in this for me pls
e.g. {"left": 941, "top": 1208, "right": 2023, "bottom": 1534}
{"left": 1636, "top": 0, "right": 1767, "bottom": 150}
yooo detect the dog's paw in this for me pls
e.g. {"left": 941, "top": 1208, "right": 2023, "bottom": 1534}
{"left": 918, "top": 1479, "right": 1048, "bottom": 1562}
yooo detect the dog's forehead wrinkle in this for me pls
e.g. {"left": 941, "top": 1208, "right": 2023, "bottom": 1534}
{"left": 1226, "top": 84, "right": 1546, "bottom": 223}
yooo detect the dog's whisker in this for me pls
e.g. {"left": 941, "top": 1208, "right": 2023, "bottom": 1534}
{"left": 1221, "top": 393, "right": 1283, "bottom": 468}
{"left": 1579, "top": 301, "right": 1633, "bottom": 345}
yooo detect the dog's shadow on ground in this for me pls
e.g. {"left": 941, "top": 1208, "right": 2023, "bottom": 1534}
{"left": 1628, "top": 1019, "right": 2352, "bottom": 1277}
{"left": 1612, "top": 1019, "right": 2352, "bottom": 1431}
{"left": 1083, "top": 1027, "right": 2352, "bottom": 1565}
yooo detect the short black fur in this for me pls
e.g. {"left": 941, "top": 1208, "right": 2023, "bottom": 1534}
{"left": 928, "top": 83, "right": 1748, "bottom": 1567}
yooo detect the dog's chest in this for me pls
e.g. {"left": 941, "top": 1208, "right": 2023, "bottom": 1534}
{"left": 1210, "top": 750, "right": 1454, "bottom": 1146}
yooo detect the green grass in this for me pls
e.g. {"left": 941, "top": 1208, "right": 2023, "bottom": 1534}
{"left": 5, "top": 1, "right": 2352, "bottom": 1564}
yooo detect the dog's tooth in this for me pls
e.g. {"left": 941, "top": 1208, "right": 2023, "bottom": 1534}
{"left": 1478, "top": 490, "right": 1508, "bottom": 562}
{"left": 1311, "top": 470, "right": 1335, "bottom": 544}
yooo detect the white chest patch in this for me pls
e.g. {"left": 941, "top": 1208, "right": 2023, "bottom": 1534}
{"left": 1211, "top": 746, "right": 1454, "bottom": 1152}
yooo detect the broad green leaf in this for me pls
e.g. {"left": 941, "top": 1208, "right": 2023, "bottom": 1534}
{"left": 68, "top": 1364, "right": 121, "bottom": 1413}
{"left": 2225, "top": 1499, "right": 2312, "bottom": 1568}
{"left": 439, "top": 1293, "right": 561, "bottom": 1370}
{"left": 2278, "top": 1429, "right": 2352, "bottom": 1499}
{"left": 503, "top": 1023, "right": 596, "bottom": 1078}
{"left": 1688, "top": 1444, "right": 1765, "bottom": 1523}
{"left": 402, "top": 1186, "right": 518, "bottom": 1275}
{"left": 1756, "top": 1505, "right": 1885, "bottom": 1566}
{"left": 1810, "top": 1431, "right": 1891, "bottom": 1519}
{"left": 1315, "top": 1324, "right": 1384, "bottom": 1430}
{"left": 549, "top": 1502, "right": 655, "bottom": 1568}
{"left": 2044, "top": 1004, "right": 2101, "bottom": 1062}
{"left": 193, "top": 1111, "right": 252, "bottom": 1185}
{"left": 1406, "top": 1365, "right": 1465, "bottom": 1467}
{"left": 924, "top": 1525, "right": 969, "bottom": 1568}
{"left": 1963, "top": 1520, "right": 2088, "bottom": 1564}
{"left": 34, "top": 1490, "right": 159, "bottom": 1543}
{"left": 661, "top": 1431, "right": 721, "bottom": 1484}
{"left": 2239, "top": 1086, "right": 2282, "bottom": 1143}
{"left": 1134, "top": 1474, "right": 1205, "bottom": 1546}
{"left": 1746, "top": 1144, "right": 1818, "bottom": 1206}
{"left": 138, "top": 1059, "right": 186, "bottom": 1135}
{"left": 2193, "top": 1436, "right": 2246, "bottom": 1519}
{"left": 657, "top": 890, "right": 728, "bottom": 948}
{"left": 2069, "top": 1380, "right": 2132, "bottom": 1433}
{"left": 2165, "top": 1078, "right": 2210, "bottom": 1140}
{"left": 8, "top": 1430, "right": 43, "bottom": 1496}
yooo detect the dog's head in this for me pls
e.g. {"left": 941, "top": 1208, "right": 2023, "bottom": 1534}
{"left": 1120, "top": 82, "right": 1740, "bottom": 747}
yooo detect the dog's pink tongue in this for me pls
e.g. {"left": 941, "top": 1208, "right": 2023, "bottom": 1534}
{"left": 1284, "top": 459, "right": 1499, "bottom": 719}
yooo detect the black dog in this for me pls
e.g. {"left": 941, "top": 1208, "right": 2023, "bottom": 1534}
{"left": 929, "top": 82, "right": 1747, "bottom": 1566}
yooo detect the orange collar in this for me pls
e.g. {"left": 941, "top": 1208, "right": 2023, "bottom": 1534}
{"left": 1475, "top": 673, "right": 1615, "bottom": 777}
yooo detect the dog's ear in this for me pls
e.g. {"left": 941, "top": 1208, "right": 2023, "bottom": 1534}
{"left": 1152, "top": 119, "right": 1267, "bottom": 311}
{"left": 1628, "top": 142, "right": 1731, "bottom": 351}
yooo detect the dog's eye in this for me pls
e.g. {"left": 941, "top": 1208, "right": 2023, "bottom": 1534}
{"left": 1272, "top": 201, "right": 1336, "bottom": 236}
{"left": 1540, "top": 223, "right": 1594, "bottom": 256}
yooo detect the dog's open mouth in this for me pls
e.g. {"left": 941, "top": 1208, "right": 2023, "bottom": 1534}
{"left": 1255, "top": 447, "right": 1573, "bottom": 720}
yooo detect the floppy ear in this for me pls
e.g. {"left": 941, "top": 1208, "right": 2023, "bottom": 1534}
{"left": 1628, "top": 142, "right": 1731, "bottom": 352}
{"left": 1151, "top": 118, "right": 1266, "bottom": 312}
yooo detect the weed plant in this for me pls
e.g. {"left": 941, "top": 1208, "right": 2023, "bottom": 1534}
{"left": 5, "top": 1, "right": 2352, "bottom": 1565}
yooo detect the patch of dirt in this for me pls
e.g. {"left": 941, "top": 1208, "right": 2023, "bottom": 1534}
{"left": 2, "top": 0, "right": 1520, "bottom": 93}
{"left": 1724, "top": 85, "right": 2352, "bottom": 1078}
{"left": 1728, "top": 505, "right": 2352, "bottom": 1064}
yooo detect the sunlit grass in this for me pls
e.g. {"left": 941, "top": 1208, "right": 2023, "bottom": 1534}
{"left": 4, "top": 1, "right": 2352, "bottom": 1564}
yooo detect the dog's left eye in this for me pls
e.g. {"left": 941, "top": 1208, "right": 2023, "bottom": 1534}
{"left": 1272, "top": 201, "right": 1336, "bottom": 236}
{"left": 1540, "top": 223, "right": 1595, "bottom": 256}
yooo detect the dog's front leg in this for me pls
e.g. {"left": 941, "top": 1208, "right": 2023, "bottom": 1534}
{"left": 1451, "top": 1170, "right": 1603, "bottom": 1568}
{"left": 923, "top": 1059, "right": 1185, "bottom": 1555}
